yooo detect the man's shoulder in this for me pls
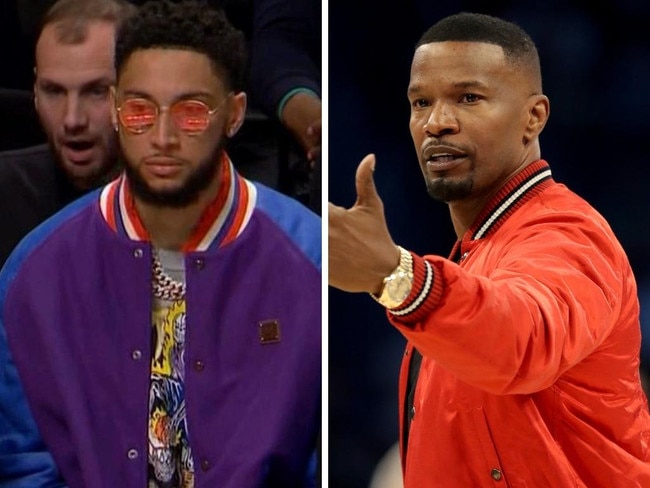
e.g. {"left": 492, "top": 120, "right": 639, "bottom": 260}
{"left": 535, "top": 179, "right": 602, "bottom": 218}
{"left": 0, "top": 143, "right": 52, "bottom": 161}
{"left": 253, "top": 181, "right": 320, "bottom": 228}
{"left": 252, "top": 181, "right": 321, "bottom": 270}
{"left": 507, "top": 180, "right": 619, "bottom": 247}
{"left": 0, "top": 189, "right": 101, "bottom": 285}
{"left": 0, "top": 144, "right": 58, "bottom": 210}
{"left": 0, "top": 144, "right": 54, "bottom": 177}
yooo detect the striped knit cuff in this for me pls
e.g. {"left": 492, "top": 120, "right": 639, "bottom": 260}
{"left": 276, "top": 87, "right": 320, "bottom": 119}
{"left": 388, "top": 253, "right": 443, "bottom": 322}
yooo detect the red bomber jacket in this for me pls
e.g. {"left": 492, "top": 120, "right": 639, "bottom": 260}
{"left": 388, "top": 160, "right": 650, "bottom": 487}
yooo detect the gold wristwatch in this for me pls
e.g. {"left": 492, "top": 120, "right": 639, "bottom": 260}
{"left": 370, "top": 246, "right": 414, "bottom": 309}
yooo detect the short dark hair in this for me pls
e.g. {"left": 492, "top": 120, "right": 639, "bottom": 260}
{"left": 115, "top": 0, "right": 247, "bottom": 92}
{"left": 38, "top": 0, "right": 137, "bottom": 44}
{"left": 417, "top": 12, "right": 540, "bottom": 82}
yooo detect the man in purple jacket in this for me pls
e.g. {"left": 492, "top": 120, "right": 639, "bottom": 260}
{"left": 0, "top": 1, "right": 321, "bottom": 486}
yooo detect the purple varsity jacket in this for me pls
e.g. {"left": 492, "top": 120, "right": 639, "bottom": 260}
{"left": 0, "top": 163, "right": 321, "bottom": 487}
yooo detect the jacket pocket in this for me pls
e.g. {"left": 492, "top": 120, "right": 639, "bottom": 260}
{"left": 465, "top": 407, "right": 510, "bottom": 487}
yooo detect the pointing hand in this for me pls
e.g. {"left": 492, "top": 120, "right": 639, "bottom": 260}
{"left": 328, "top": 154, "right": 401, "bottom": 293}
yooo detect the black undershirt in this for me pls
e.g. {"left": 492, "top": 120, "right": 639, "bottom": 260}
{"left": 403, "top": 347, "right": 422, "bottom": 461}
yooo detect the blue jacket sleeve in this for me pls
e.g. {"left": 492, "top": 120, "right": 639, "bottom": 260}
{"left": 0, "top": 324, "right": 65, "bottom": 486}
{"left": 0, "top": 250, "right": 66, "bottom": 486}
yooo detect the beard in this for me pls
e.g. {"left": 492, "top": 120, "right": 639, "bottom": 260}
{"left": 124, "top": 139, "right": 226, "bottom": 208}
{"left": 425, "top": 173, "right": 474, "bottom": 202}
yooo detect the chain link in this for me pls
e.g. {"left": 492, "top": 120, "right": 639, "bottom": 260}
{"left": 152, "top": 250, "right": 186, "bottom": 301}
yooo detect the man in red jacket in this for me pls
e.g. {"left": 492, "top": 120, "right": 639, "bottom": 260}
{"left": 329, "top": 12, "right": 650, "bottom": 487}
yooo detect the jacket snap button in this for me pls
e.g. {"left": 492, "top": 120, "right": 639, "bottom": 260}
{"left": 490, "top": 468, "right": 502, "bottom": 480}
{"left": 133, "top": 248, "right": 143, "bottom": 258}
{"left": 127, "top": 448, "right": 138, "bottom": 460}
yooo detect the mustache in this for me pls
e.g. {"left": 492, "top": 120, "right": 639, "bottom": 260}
{"left": 421, "top": 140, "right": 467, "bottom": 160}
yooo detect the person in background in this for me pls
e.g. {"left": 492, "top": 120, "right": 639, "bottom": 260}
{"left": 250, "top": 0, "right": 321, "bottom": 213}
{"left": 250, "top": 0, "right": 321, "bottom": 163}
{"left": 0, "top": 0, "right": 136, "bottom": 267}
{"left": 0, "top": 0, "right": 321, "bottom": 486}
{"left": 329, "top": 12, "right": 650, "bottom": 487}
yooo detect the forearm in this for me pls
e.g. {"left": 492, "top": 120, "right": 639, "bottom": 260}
{"left": 250, "top": 0, "right": 320, "bottom": 118}
{"left": 387, "top": 247, "right": 623, "bottom": 394}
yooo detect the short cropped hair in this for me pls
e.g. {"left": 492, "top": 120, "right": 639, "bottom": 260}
{"left": 115, "top": 0, "right": 247, "bottom": 92}
{"left": 417, "top": 12, "right": 541, "bottom": 87}
{"left": 38, "top": 0, "right": 137, "bottom": 44}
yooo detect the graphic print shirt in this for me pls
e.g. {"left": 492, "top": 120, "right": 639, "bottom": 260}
{"left": 148, "top": 249, "right": 194, "bottom": 487}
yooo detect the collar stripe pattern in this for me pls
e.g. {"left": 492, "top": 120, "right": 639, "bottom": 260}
{"left": 100, "top": 176, "right": 132, "bottom": 238}
{"left": 188, "top": 160, "right": 238, "bottom": 251}
{"left": 471, "top": 162, "right": 553, "bottom": 240}
{"left": 119, "top": 176, "right": 146, "bottom": 240}
{"left": 99, "top": 154, "right": 257, "bottom": 251}
{"left": 221, "top": 177, "right": 253, "bottom": 247}
{"left": 100, "top": 179, "right": 118, "bottom": 231}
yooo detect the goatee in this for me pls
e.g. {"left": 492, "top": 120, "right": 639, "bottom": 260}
{"left": 125, "top": 142, "right": 225, "bottom": 208}
{"left": 425, "top": 176, "right": 473, "bottom": 203}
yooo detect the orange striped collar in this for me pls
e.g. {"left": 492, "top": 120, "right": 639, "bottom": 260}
{"left": 99, "top": 153, "right": 257, "bottom": 251}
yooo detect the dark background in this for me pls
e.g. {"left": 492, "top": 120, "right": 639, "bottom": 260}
{"left": 329, "top": 1, "right": 650, "bottom": 487}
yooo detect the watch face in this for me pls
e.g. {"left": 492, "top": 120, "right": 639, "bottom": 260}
{"left": 387, "top": 271, "right": 412, "bottom": 302}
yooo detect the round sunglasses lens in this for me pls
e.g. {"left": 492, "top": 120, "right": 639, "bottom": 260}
{"left": 172, "top": 101, "right": 210, "bottom": 133}
{"left": 120, "top": 100, "right": 156, "bottom": 133}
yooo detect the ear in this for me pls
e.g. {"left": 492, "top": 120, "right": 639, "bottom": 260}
{"left": 523, "top": 94, "right": 549, "bottom": 145}
{"left": 225, "top": 91, "right": 247, "bottom": 138}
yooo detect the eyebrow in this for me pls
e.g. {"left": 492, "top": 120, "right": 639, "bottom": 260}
{"left": 37, "top": 76, "right": 115, "bottom": 89}
{"left": 120, "top": 89, "right": 215, "bottom": 102}
{"left": 452, "top": 80, "right": 489, "bottom": 89}
{"left": 408, "top": 79, "right": 489, "bottom": 96}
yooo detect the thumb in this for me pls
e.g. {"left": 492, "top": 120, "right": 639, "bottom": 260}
{"left": 355, "top": 154, "right": 380, "bottom": 207}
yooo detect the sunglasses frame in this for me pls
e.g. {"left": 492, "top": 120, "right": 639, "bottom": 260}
{"left": 115, "top": 94, "right": 231, "bottom": 136}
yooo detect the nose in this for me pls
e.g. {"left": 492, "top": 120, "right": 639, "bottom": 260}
{"left": 63, "top": 95, "right": 88, "bottom": 133}
{"left": 423, "top": 102, "right": 459, "bottom": 137}
{"left": 150, "top": 108, "right": 180, "bottom": 150}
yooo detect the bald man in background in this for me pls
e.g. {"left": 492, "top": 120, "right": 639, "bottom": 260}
{"left": 0, "top": 0, "right": 136, "bottom": 267}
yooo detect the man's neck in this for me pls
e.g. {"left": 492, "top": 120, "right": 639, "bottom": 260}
{"left": 448, "top": 158, "right": 538, "bottom": 239}
{"left": 448, "top": 195, "right": 491, "bottom": 240}
{"left": 135, "top": 179, "right": 221, "bottom": 251}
